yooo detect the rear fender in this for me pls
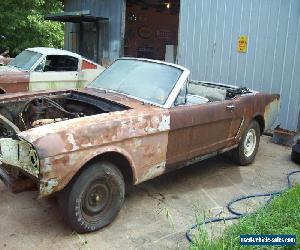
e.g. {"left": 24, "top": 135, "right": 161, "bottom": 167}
{"left": 264, "top": 96, "right": 280, "bottom": 130}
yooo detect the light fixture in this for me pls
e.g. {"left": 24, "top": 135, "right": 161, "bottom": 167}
{"left": 165, "top": 3, "right": 170, "bottom": 9}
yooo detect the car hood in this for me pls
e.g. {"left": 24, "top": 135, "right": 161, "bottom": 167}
{"left": 18, "top": 106, "right": 169, "bottom": 159}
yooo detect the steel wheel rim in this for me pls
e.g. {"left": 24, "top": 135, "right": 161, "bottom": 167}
{"left": 81, "top": 179, "right": 113, "bottom": 222}
{"left": 244, "top": 128, "right": 256, "bottom": 157}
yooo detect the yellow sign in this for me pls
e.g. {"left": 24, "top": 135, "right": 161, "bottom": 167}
{"left": 237, "top": 35, "right": 248, "bottom": 53}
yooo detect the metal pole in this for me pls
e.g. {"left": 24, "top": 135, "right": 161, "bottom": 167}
{"left": 79, "top": 22, "right": 83, "bottom": 55}
{"left": 96, "top": 21, "right": 100, "bottom": 63}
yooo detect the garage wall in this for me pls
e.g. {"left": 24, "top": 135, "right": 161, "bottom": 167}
{"left": 178, "top": 0, "right": 300, "bottom": 131}
{"left": 64, "top": 0, "right": 125, "bottom": 64}
{"left": 124, "top": 4, "right": 179, "bottom": 60}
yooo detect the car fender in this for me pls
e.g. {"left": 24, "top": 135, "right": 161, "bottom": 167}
{"left": 39, "top": 145, "right": 137, "bottom": 197}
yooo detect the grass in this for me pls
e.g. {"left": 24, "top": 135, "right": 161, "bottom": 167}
{"left": 190, "top": 185, "right": 300, "bottom": 250}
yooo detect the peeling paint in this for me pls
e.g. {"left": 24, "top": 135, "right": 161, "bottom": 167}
{"left": 0, "top": 138, "right": 39, "bottom": 177}
{"left": 158, "top": 114, "right": 171, "bottom": 131}
{"left": 39, "top": 178, "right": 59, "bottom": 197}
{"left": 138, "top": 161, "right": 167, "bottom": 183}
{"left": 264, "top": 98, "right": 280, "bottom": 130}
{"left": 66, "top": 132, "right": 80, "bottom": 151}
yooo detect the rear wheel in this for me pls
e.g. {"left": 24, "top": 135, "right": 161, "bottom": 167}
{"left": 59, "top": 161, "right": 125, "bottom": 233}
{"left": 231, "top": 120, "right": 261, "bottom": 165}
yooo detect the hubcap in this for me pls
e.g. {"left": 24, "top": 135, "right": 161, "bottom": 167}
{"left": 244, "top": 128, "right": 256, "bottom": 157}
{"left": 82, "top": 182, "right": 110, "bottom": 216}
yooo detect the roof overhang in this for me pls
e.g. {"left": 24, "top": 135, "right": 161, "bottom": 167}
{"left": 45, "top": 10, "right": 109, "bottom": 23}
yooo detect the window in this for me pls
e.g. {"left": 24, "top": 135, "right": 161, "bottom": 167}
{"left": 89, "top": 59, "right": 183, "bottom": 105}
{"left": 174, "top": 81, "right": 188, "bottom": 106}
{"left": 43, "top": 55, "right": 79, "bottom": 72}
{"left": 8, "top": 50, "right": 42, "bottom": 71}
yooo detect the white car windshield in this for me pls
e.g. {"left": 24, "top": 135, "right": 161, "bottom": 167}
{"left": 8, "top": 50, "right": 42, "bottom": 71}
{"left": 88, "top": 59, "right": 183, "bottom": 105}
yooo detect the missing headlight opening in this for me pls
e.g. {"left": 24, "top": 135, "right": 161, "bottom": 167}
{"left": 0, "top": 138, "right": 39, "bottom": 178}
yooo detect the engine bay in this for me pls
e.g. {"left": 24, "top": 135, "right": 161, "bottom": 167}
{"left": 0, "top": 91, "right": 129, "bottom": 137}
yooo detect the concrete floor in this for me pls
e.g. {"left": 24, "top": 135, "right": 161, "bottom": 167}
{"left": 0, "top": 136, "right": 299, "bottom": 250}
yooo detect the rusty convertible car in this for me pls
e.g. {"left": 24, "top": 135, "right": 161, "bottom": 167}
{"left": 0, "top": 47, "right": 105, "bottom": 93}
{"left": 0, "top": 58, "right": 279, "bottom": 232}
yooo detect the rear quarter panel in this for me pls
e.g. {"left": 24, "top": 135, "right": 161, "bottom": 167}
{"left": 238, "top": 93, "right": 280, "bottom": 135}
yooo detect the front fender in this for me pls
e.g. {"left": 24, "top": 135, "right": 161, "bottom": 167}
{"left": 38, "top": 145, "right": 136, "bottom": 197}
{"left": 37, "top": 126, "right": 170, "bottom": 197}
{"left": 19, "top": 108, "right": 170, "bottom": 197}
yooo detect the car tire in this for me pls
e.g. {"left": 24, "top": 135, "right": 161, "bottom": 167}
{"left": 59, "top": 161, "right": 125, "bottom": 233}
{"left": 291, "top": 144, "right": 300, "bottom": 165}
{"left": 231, "top": 120, "right": 261, "bottom": 166}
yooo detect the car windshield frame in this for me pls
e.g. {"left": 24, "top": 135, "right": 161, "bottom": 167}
{"left": 8, "top": 50, "right": 43, "bottom": 71}
{"left": 87, "top": 58, "right": 190, "bottom": 108}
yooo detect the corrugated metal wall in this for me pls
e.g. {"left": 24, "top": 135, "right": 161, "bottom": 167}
{"left": 178, "top": 0, "right": 300, "bottom": 131}
{"left": 64, "top": 0, "right": 124, "bottom": 63}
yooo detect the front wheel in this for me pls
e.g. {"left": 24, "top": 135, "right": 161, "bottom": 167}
{"left": 59, "top": 161, "right": 125, "bottom": 233}
{"left": 231, "top": 120, "right": 261, "bottom": 165}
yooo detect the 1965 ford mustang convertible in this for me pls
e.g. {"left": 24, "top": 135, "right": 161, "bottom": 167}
{"left": 0, "top": 58, "right": 279, "bottom": 232}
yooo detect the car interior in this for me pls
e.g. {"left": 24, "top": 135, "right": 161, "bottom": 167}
{"left": 187, "top": 81, "right": 227, "bottom": 104}
{"left": 182, "top": 80, "right": 251, "bottom": 106}
{"left": 43, "top": 55, "right": 79, "bottom": 72}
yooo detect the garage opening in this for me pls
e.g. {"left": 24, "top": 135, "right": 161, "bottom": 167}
{"left": 124, "top": 0, "right": 180, "bottom": 63}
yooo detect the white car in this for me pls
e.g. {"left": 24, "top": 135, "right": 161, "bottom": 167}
{"left": 0, "top": 47, "right": 105, "bottom": 93}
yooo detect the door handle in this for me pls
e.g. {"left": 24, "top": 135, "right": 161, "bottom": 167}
{"left": 226, "top": 105, "right": 235, "bottom": 111}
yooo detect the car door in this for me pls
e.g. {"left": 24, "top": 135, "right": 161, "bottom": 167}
{"left": 166, "top": 89, "right": 243, "bottom": 167}
{"left": 29, "top": 55, "right": 80, "bottom": 91}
